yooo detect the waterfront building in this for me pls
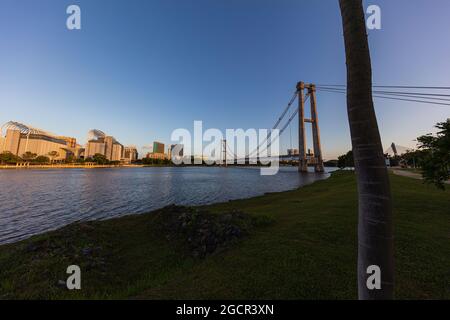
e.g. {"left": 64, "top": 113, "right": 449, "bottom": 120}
{"left": 123, "top": 146, "right": 138, "bottom": 163}
{"left": 146, "top": 152, "right": 167, "bottom": 160}
{"left": 112, "top": 143, "right": 123, "bottom": 161}
{"left": 86, "top": 140, "right": 106, "bottom": 157}
{"left": 153, "top": 141, "right": 165, "bottom": 154}
{"left": 287, "top": 148, "right": 299, "bottom": 156}
{"left": 58, "top": 136, "right": 77, "bottom": 148}
{"left": 169, "top": 144, "right": 184, "bottom": 161}
{"left": 0, "top": 121, "right": 80, "bottom": 160}
{"left": 85, "top": 129, "right": 123, "bottom": 161}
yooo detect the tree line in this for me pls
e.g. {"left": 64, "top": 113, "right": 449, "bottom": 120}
{"left": 0, "top": 151, "right": 61, "bottom": 165}
{"left": 0, "top": 151, "right": 122, "bottom": 165}
{"left": 337, "top": 119, "right": 450, "bottom": 189}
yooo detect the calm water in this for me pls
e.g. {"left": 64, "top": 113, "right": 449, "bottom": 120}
{"left": 0, "top": 166, "right": 333, "bottom": 244}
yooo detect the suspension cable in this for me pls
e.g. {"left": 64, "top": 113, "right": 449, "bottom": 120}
{"left": 316, "top": 88, "right": 450, "bottom": 107}
{"left": 316, "top": 84, "right": 450, "bottom": 90}
{"left": 247, "top": 91, "right": 299, "bottom": 158}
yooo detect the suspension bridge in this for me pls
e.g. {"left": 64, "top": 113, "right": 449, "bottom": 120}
{"left": 218, "top": 82, "right": 450, "bottom": 172}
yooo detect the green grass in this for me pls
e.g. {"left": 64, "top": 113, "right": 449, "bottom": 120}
{"left": 0, "top": 171, "right": 448, "bottom": 299}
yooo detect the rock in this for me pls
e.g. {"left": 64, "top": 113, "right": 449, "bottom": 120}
{"left": 156, "top": 205, "right": 251, "bottom": 258}
{"left": 82, "top": 247, "right": 92, "bottom": 256}
{"left": 25, "top": 243, "right": 39, "bottom": 253}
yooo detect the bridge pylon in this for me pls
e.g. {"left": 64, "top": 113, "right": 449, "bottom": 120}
{"left": 297, "top": 82, "right": 324, "bottom": 173}
{"left": 221, "top": 139, "right": 227, "bottom": 167}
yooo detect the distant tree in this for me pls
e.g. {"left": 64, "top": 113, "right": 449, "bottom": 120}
{"left": 337, "top": 150, "right": 354, "bottom": 169}
{"left": 323, "top": 159, "right": 339, "bottom": 167}
{"left": 22, "top": 151, "right": 37, "bottom": 161}
{"left": 0, "top": 151, "right": 21, "bottom": 164}
{"left": 388, "top": 155, "right": 401, "bottom": 167}
{"left": 65, "top": 154, "right": 75, "bottom": 163}
{"left": 84, "top": 157, "right": 93, "bottom": 163}
{"left": 401, "top": 150, "right": 423, "bottom": 168}
{"left": 48, "top": 151, "right": 59, "bottom": 163}
{"left": 92, "top": 153, "right": 109, "bottom": 165}
{"left": 35, "top": 155, "right": 50, "bottom": 164}
{"left": 416, "top": 119, "right": 450, "bottom": 189}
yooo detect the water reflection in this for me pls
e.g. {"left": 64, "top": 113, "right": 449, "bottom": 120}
{"left": 0, "top": 166, "right": 334, "bottom": 244}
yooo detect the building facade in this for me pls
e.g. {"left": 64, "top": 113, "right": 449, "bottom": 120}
{"left": 0, "top": 122, "right": 81, "bottom": 160}
{"left": 169, "top": 144, "right": 184, "bottom": 160}
{"left": 153, "top": 141, "right": 165, "bottom": 154}
{"left": 146, "top": 152, "right": 167, "bottom": 160}
{"left": 85, "top": 129, "right": 123, "bottom": 161}
{"left": 123, "top": 146, "right": 138, "bottom": 163}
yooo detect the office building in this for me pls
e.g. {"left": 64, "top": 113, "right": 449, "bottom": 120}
{"left": 85, "top": 129, "right": 123, "bottom": 161}
{"left": 153, "top": 141, "right": 165, "bottom": 154}
{"left": 144, "top": 141, "right": 166, "bottom": 160}
{"left": 169, "top": 144, "right": 184, "bottom": 160}
{"left": 123, "top": 146, "right": 138, "bottom": 163}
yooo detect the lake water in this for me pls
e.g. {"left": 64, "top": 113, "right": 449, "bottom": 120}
{"left": 0, "top": 166, "right": 334, "bottom": 244}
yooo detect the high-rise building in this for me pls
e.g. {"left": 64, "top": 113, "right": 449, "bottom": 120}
{"left": 123, "top": 146, "right": 138, "bottom": 163}
{"left": 153, "top": 141, "right": 165, "bottom": 154}
{"left": 86, "top": 140, "right": 106, "bottom": 157}
{"left": 169, "top": 144, "right": 184, "bottom": 160}
{"left": 0, "top": 121, "right": 80, "bottom": 160}
{"left": 112, "top": 143, "right": 123, "bottom": 161}
{"left": 104, "top": 136, "right": 114, "bottom": 160}
{"left": 85, "top": 129, "right": 123, "bottom": 161}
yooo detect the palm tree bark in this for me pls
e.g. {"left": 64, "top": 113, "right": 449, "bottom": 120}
{"left": 338, "top": 0, "right": 394, "bottom": 299}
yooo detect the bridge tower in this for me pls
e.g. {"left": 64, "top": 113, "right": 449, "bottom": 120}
{"left": 297, "top": 82, "right": 324, "bottom": 173}
{"left": 221, "top": 139, "right": 227, "bottom": 167}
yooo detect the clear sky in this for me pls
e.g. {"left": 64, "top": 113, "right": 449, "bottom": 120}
{"left": 0, "top": 0, "right": 449, "bottom": 159}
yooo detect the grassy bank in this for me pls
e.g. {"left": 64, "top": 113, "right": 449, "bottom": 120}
{"left": 0, "top": 171, "right": 448, "bottom": 299}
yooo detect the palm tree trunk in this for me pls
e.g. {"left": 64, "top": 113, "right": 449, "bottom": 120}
{"left": 338, "top": 0, "right": 394, "bottom": 299}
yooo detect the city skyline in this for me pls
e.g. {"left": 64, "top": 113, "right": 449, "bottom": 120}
{"left": 1, "top": 0, "right": 449, "bottom": 159}
{"left": 0, "top": 120, "right": 140, "bottom": 162}
{"left": 0, "top": 0, "right": 449, "bottom": 303}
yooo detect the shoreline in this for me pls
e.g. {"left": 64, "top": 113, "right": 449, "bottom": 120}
{"left": 0, "top": 164, "right": 145, "bottom": 169}
{"left": 0, "top": 169, "right": 332, "bottom": 245}
{"left": 0, "top": 164, "right": 335, "bottom": 170}
{"left": 0, "top": 171, "right": 448, "bottom": 299}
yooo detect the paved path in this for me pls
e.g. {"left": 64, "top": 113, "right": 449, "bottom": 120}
{"left": 392, "top": 170, "right": 423, "bottom": 180}
{"left": 392, "top": 169, "right": 450, "bottom": 184}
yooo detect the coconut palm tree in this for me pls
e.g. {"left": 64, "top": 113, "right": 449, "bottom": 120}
{"left": 338, "top": 0, "right": 394, "bottom": 299}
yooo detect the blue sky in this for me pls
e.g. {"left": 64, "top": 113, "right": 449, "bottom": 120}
{"left": 0, "top": 0, "right": 449, "bottom": 159}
